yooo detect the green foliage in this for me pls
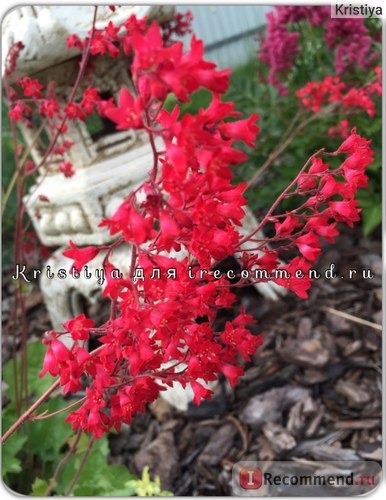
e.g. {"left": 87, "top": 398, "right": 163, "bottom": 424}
{"left": 31, "top": 477, "right": 50, "bottom": 496}
{"left": 164, "top": 88, "right": 212, "bottom": 116}
{"left": 2, "top": 341, "right": 173, "bottom": 496}
{"left": 2, "top": 337, "right": 56, "bottom": 398}
{"left": 1, "top": 432, "right": 27, "bottom": 477}
{"left": 56, "top": 435, "right": 138, "bottom": 496}
{"left": 126, "top": 466, "right": 173, "bottom": 496}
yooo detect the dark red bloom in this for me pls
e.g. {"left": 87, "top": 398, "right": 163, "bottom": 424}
{"left": 64, "top": 313, "right": 94, "bottom": 341}
{"left": 104, "top": 88, "right": 144, "bottom": 129}
{"left": 99, "top": 199, "right": 154, "bottom": 244}
{"left": 59, "top": 161, "right": 75, "bottom": 178}
{"left": 18, "top": 76, "right": 43, "bottom": 98}
{"left": 63, "top": 241, "right": 100, "bottom": 272}
{"left": 64, "top": 102, "right": 85, "bottom": 121}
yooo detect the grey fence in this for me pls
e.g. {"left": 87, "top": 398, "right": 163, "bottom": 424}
{"left": 176, "top": 5, "right": 270, "bottom": 69}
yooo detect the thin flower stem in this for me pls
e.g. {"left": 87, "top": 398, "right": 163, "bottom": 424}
{"left": 246, "top": 111, "right": 303, "bottom": 188}
{"left": 64, "top": 435, "right": 95, "bottom": 496}
{"left": 34, "top": 7, "right": 99, "bottom": 172}
{"left": 1, "top": 121, "right": 46, "bottom": 216}
{"left": 44, "top": 428, "right": 83, "bottom": 496}
{"left": 147, "top": 124, "right": 161, "bottom": 182}
{"left": 9, "top": 105, "right": 29, "bottom": 415}
{"left": 1, "top": 379, "right": 61, "bottom": 444}
{"left": 240, "top": 148, "right": 324, "bottom": 244}
{"left": 30, "top": 397, "right": 86, "bottom": 420}
{"left": 247, "top": 103, "right": 338, "bottom": 188}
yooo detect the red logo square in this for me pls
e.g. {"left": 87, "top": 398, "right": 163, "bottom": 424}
{"left": 239, "top": 467, "right": 262, "bottom": 489}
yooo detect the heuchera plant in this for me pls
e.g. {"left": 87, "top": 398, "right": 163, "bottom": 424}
{"left": 4, "top": 9, "right": 375, "bottom": 440}
{"left": 260, "top": 5, "right": 380, "bottom": 95}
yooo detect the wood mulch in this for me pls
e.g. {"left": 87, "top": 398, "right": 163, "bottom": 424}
{"left": 2, "top": 227, "right": 382, "bottom": 495}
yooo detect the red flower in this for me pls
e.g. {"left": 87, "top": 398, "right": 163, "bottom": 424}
{"left": 67, "top": 33, "right": 83, "bottom": 50}
{"left": 80, "top": 86, "right": 101, "bottom": 115}
{"left": 190, "top": 381, "right": 213, "bottom": 406}
{"left": 63, "top": 241, "right": 100, "bottom": 272}
{"left": 218, "top": 114, "right": 260, "bottom": 147}
{"left": 104, "top": 88, "right": 144, "bottom": 129}
{"left": 39, "top": 99, "right": 60, "bottom": 118}
{"left": 40, "top": 338, "right": 71, "bottom": 378}
{"left": 274, "top": 257, "right": 312, "bottom": 299}
{"left": 104, "top": 21, "right": 120, "bottom": 41}
{"left": 337, "top": 129, "right": 370, "bottom": 154}
{"left": 309, "top": 157, "right": 329, "bottom": 174}
{"left": 327, "top": 200, "right": 361, "bottom": 227}
{"left": 157, "top": 212, "right": 181, "bottom": 252}
{"left": 220, "top": 321, "right": 261, "bottom": 361}
{"left": 99, "top": 200, "right": 153, "bottom": 244}
{"left": 252, "top": 250, "right": 280, "bottom": 273}
{"left": 90, "top": 32, "right": 119, "bottom": 57}
{"left": 64, "top": 102, "right": 85, "bottom": 121}
{"left": 221, "top": 364, "right": 244, "bottom": 386}
{"left": 328, "top": 119, "right": 350, "bottom": 139}
{"left": 342, "top": 88, "right": 376, "bottom": 116}
{"left": 9, "top": 101, "right": 32, "bottom": 122}
{"left": 18, "top": 76, "right": 43, "bottom": 98}
{"left": 66, "top": 388, "right": 109, "bottom": 438}
{"left": 101, "top": 259, "right": 132, "bottom": 300}
{"left": 305, "top": 216, "right": 338, "bottom": 243}
{"left": 275, "top": 214, "right": 299, "bottom": 237}
{"left": 59, "top": 161, "right": 75, "bottom": 178}
{"left": 294, "top": 231, "right": 321, "bottom": 261}
{"left": 64, "top": 313, "right": 94, "bottom": 341}
{"left": 297, "top": 173, "right": 316, "bottom": 190}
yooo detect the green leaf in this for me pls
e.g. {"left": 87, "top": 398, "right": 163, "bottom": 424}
{"left": 126, "top": 466, "right": 173, "bottom": 496}
{"left": 1, "top": 432, "right": 27, "bottom": 477}
{"left": 57, "top": 435, "right": 138, "bottom": 496}
{"left": 362, "top": 204, "right": 382, "bottom": 236}
{"left": 3, "top": 340, "right": 56, "bottom": 410}
{"left": 31, "top": 478, "right": 49, "bottom": 496}
{"left": 27, "top": 397, "right": 74, "bottom": 462}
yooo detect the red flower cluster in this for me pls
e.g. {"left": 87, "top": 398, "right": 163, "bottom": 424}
{"left": 3, "top": 41, "right": 24, "bottom": 79}
{"left": 259, "top": 6, "right": 380, "bottom": 93}
{"left": 17, "top": 76, "right": 43, "bottom": 98}
{"left": 239, "top": 129, "right": 373, "bottom": 299}
{"left": 328, "top": 119, "right": 350, "bottom": 139}
{"left": 35, "top": 13, "right": 262, "bottom": 438}
{"left": 297, "top": 69, "right": 382, "bottom": 117}
{"left": 161, "top": 10, "right": 193, "bottom": 45}
{"left": 8, "top": 10, "right": 373, "bottom": 439}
